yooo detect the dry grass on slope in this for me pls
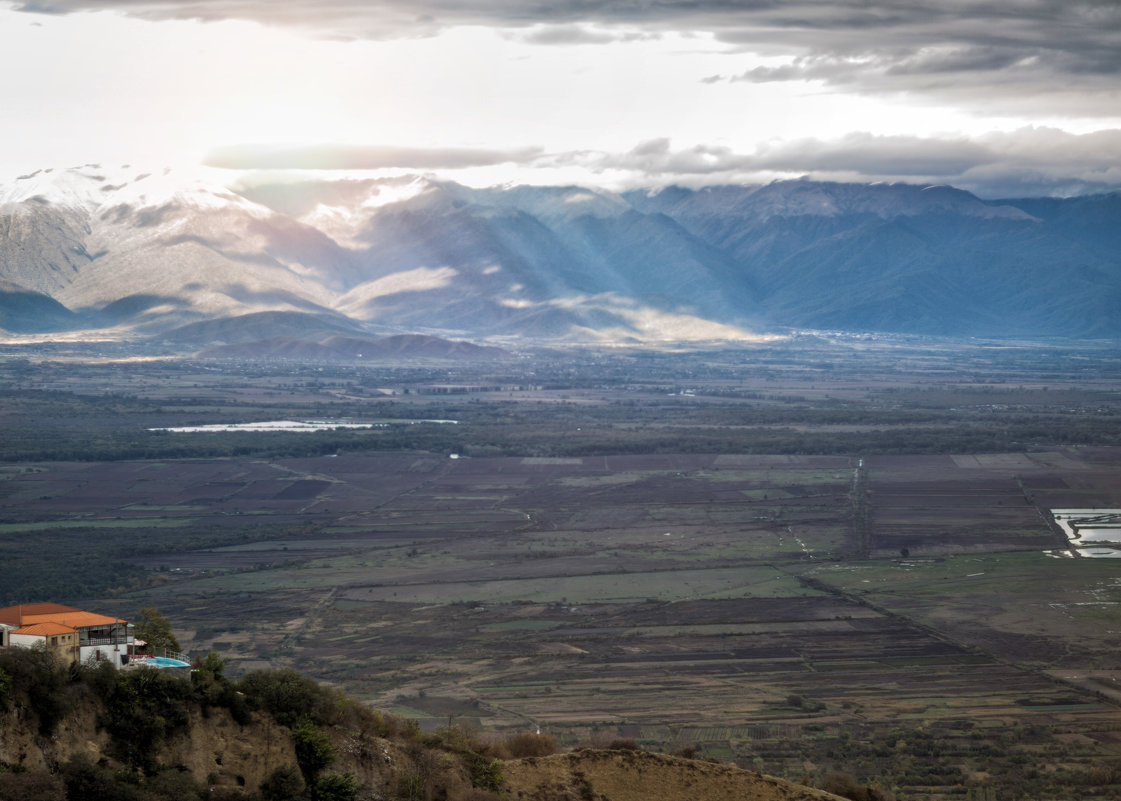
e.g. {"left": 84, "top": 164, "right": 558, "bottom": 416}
{"left": 503, "top": 748, "right": 847, "bottom": 801}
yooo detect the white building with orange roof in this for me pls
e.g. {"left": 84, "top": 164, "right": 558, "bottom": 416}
{"left": 7, "top": 621, "right": 80, "bottom": 664}
{"left": 0, "top": 603, "right": 133, "bottom": 667}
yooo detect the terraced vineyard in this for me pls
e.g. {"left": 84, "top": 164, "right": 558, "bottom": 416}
{"left": 3, "top": 446, "right": 1115, "bottom": 797}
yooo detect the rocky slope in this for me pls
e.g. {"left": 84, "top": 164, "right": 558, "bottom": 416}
{"left": 0, "top": 699, "right": 298, "bottom": 793}
{"left": 0, "top": 660, "right": 850, "bottom": 801}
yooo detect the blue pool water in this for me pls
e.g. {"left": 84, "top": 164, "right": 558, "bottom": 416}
{"left": 147, "top": 656, "right": 191, "bottom": 668}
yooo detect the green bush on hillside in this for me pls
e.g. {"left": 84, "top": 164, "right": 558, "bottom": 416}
{"left": 260, "top": 764, "right": 305, "bottom": 801}
{"left": 239, "top": 667, "right": 345, "bottom": 728}
{"left": 290, "top": 719, "right": 336, "bottom": 784}
{"left": 0, "top": 645, "right": 75, "bottom": 736}
{"left": 101, "top": 667, "right": 194, "bottom": 773}
{"left": 312, "top": 772, "right": 359, "bottom": 801}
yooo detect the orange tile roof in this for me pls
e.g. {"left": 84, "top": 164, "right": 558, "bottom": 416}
{"left": 14, "top": 622, "right": 77, "bottom": 636}
{"left": 0, "top": 603, "right": 80, "bottom": 626}
{"left": 0, "top": 605, "right": 126, "bottom": 629}
{"left": 20, "top": 612, "right": 123, "bottom": 628}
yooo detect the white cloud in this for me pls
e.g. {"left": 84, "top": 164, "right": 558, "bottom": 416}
{"left": 204, "top": 144, "right": 545, "bottom": 170}
{"left": 539, "top": 128, "right": 1121, "bottom": 197}
{"left": 3, "top": 2, "right": 1120, "bottom": 197}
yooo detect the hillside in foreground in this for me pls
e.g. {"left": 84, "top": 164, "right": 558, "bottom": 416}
{"left": 0, "top": 646, "right": 855, "bottom": 801}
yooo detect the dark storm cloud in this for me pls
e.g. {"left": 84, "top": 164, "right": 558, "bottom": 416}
{"left": 552, "top": 129, "right": 1121, "bottom": 197}
{"left": 709, "top": 44, "right": 1121, "bottom": 114}
{"left": 13, "top": 0, "right": 1118, "bottom": 52}
{"left": 16, "top": 1, "right": 1120, "bottom": 112}
{"left": 203, "top": 144, "right": 544, "bottom": 170}
{"left": 697, "top": 2, "right": 1121, "bottom": 115}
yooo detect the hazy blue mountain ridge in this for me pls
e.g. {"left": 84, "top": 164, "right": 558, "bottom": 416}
{"left": 1, "top": 166, "right": 1118, "bottom": 343}
{"left": 0, "top": 277, "right": 78, "bottom": 332}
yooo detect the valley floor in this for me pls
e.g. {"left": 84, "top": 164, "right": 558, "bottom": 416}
{"left": 2, "top": 338, "right": 1121, "bottom": 799}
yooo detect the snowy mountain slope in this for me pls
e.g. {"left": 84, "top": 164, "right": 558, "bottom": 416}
{"left": 1, "top": 167, "right": 1119, "bottom": 342}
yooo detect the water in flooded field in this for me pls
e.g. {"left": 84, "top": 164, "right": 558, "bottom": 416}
{"left": 1050, "top": 508, "right": 1121, "bottom": 558}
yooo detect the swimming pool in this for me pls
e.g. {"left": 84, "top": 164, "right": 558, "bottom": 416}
{"left": 142, "top": 656, "right": 191, "bottom": 668}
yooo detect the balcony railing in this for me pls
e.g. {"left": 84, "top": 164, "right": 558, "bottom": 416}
{"left": 80, "top": 636, "right": 131, "bottom": 647}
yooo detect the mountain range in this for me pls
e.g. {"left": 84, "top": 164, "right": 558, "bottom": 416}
{"left": 2, "top": 164, "right": 1119, "bottom": 350}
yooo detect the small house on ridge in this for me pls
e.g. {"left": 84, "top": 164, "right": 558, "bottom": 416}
{"left": 0, "top": 603, "right": 133, "bottom": 667}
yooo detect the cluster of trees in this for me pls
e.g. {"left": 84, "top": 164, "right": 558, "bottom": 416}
{"left": 0, "top": 646, "right": 514, "bottom": 801}
{"left": 0, "top": 530, "right": 149, "bottom": 608}
{"left": 0, "top": 523, "right": 319, "bottom": 607}
{"left": 4, "top": 369, "right": 1121, "bottom": 462}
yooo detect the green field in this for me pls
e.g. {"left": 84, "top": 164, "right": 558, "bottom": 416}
{"left": 0, "top": 518, "right": 194, "bottom": 533}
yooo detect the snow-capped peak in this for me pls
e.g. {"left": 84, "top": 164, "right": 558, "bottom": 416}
{"left": 0, "top": 164, "right": 275, "bottom": 219}
{"left": 0, "top": 164, "right": 111, "bottom": 208}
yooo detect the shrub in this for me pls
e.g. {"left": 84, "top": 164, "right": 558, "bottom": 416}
{"left": 396, "top": 773, "right": 425, "bottom": 801}
{"left": 101, "top": 667, "right": 193, "bottom": 773}
{"left": 819, "top": 771, "right": 896, "bottom": 801}
{"left": 191, "top": 650, "right": 227, "bottom": 680}
{"left": 502, "top": 732, "right": 559, "bottom": 758}
{"left": 337, "top": 702, "right": 397, "bottom": 739}
{"left": 260, "top": 764, "right": 305, "bottom": 801}
{"left": 481, "top": 741, "right": 512, "bottom": 760}
{"left": 239, "top": 668, "right": 344, "bottom": 728}
{"left": 314, "top": 772, "right": 360, "bottom": 801}
{"left": 605, "top": 739, "right": 641, "bottom": 752}
{"left": 135, "top": 608, "right": 180, "bottom": 654}
{"left": 0, "top": 770, "right": 65, "bottom": 801}
{"left": 821, "top": 771, "right": 866, "bottom": 801}
{"left": 0, "top": 667, "right": 11, "bottom": 713}
{"left": 79, "top": 658, "right": 119, "bottom": 699}
{"left": 461, "top": 751, "right": 504, "bottom": 792}
{"left": 290, "top": 720, "right": 336, "bottom": 784}
{"left": 217, "top": 680, "right": 252, "bottom": 725}
{"left": 144, "top": 768, "right": 205, "bottom": 801}
{"left": 60, "top": 754, "right": 143, "bottom": 801}
{"left": 0, "top": 645, "right": 74, "bottom": 735}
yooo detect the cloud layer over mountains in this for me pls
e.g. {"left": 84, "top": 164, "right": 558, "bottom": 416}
{"left": 201, "top": 128, "right": 1121, "bottom": 200}
{"left": 5, "top": 1, "right": 1121, "bottom": 198}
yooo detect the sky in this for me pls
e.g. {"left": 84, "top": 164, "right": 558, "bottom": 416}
{"left": 2, "top": 0, "right": 1120, "bottom": 197}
